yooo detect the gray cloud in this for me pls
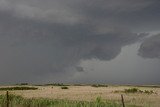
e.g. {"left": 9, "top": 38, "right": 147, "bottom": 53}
{"left": 0, "top": 0, "right": 159, "bottom": 84}
{"left": 0, "top": 0, "right": 85, "bottom": 24}
{"left": 1, "top": 0, "right": 160, "bottom": 27}
{"left": 76, "top": 66, "right": 85, "bottom": 72}
{"left": 139, "top": 34, "right": 160, "bottom": 58}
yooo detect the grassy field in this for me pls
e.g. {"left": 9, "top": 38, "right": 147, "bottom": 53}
{"left": 0, "top": 85, "right": 160, "bottom": 107}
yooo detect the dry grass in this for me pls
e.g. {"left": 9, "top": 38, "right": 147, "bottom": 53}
{"left": 0, "top": 85, "right": 160, "bottom": 106}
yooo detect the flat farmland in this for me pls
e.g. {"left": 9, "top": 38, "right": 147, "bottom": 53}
{"left": 0, "top": 85, "right": 160, "bottom": 107}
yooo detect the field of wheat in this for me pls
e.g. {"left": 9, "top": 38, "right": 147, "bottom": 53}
{"left": 0, "top": 85, "right": 160, "bottom": 107}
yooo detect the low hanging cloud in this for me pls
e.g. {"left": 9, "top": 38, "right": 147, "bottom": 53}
{"left": 0, "top": 0, "right": 159, "bottom": 83}
{"left": 139, "top": 34, "right": 160, "bottom": 59}
{"left": 0, "top": 12, "right": 146, "bottom": 72}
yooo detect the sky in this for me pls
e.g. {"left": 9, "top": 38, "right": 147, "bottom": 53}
{"left": 0, "top": 0, "right": 160, "bottom": 85}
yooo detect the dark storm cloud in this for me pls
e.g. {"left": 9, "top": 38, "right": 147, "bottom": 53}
{"left": 139, "top": 34, "right": 160, "bottom": 59}
{"left": 76, "top": 66, "right": 85, "bottom": 72}
{"left": 1, "top": 0, "right": 160, "bottom": 27}
{"left": 0, "top": 0, "right": 159, "bottom": 83}
{"left": 0, "top": 12, "right": 145, "bottom": 74}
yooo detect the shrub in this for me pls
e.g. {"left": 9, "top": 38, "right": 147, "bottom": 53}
{"left": 124, "top": 88, "right": 139, "bottom": 93}
{"left": 44, "top": 83, "right": 69, "bottom": 86}
{"left": 144, "top": 90, "right": 154, "bottom": 94}
{"left": 73, "top": 84, "right": 84, "bottom": 86}
{"left": 61, "top": 86, "right": 69, "bottom": 89}
{"left": 124, "top": 88, "right": 155, "bottom": 94}
{"left": 91, "top": 84, "right": 108, "bottom": 88}
{"left": 20, "top": 83, "right": 28, "bottom": 85}
{"left": 16, "top": 83, "right": 29, "bottom": 85}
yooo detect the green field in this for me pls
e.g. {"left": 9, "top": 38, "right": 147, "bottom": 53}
{"left": 0, "top": 94, "right": 136, "bottom": 107}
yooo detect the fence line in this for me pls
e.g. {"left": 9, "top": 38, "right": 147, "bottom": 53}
{"left": 4, "top": 91, "right": 125, "bottom": 107}
{"left": 121, "top": 94, "right": 125, "bottom": 107}
{"left": 6, "top": 91, "right": 9, "bottom": 107}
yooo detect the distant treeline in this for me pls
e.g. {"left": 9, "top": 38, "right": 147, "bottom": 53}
{"left": 0, "top": 87, "right": 38, "bottom": 91}
{"left": 16, "top": 83, "right": 29, "bottom": 85}
{"left": 121, "top": 85, "right": 160, "bottom": 88}
{"left": 36, "top": 83, "right": 70, "bottom": 86}
{"left": 91, "top": 84, "right": 108, "bottom": 87}
{"left": 35, "top": 83, "right": 109, "bottom": 87}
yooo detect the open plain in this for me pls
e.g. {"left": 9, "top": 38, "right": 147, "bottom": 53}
{"left": 0, "top": 85, "right": 160, "bottom": 107}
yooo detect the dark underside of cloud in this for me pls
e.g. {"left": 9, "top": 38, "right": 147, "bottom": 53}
{"left": 0, "top": 12, "right": 145, "bottom": 81}
{"left": 139, "top": 34, "right": 160, "bottom": 59}
{"left": 0, "top": 0, "right": 160, "bottom": 83}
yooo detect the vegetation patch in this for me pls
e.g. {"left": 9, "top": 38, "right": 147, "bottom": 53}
{"left": 73, "top": 84, "right": 86, "bottom": 86}
{"left": 133, "top": 85, "right": 160, "bottom": 88}
{"left": 0, "top": 94, "right": 135, "bottom": 107}
{"left": 143, "top": 90, "right": 155, "bottom": 94}
{"left": 0, "top": 87, "right": 38, "bottom": 91}
{"left": 124, "top": 88, "right": 141, "bottom": 93}
{"left": 40, "top": 83, "right": 70, "bottom": 86}
{"left": 15, "top": 83, "right": 29, "bottom": 86}
{"left": 61, "top": 86, "right": 69, "bottom": 89}
{"left": 91, "top": 84, "right": 108, "bottom": 88}
{"left": 115, "top": 88, "right": 156, "bottom": 94}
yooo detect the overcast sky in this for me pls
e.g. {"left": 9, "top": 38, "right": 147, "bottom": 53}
{"left": 0, "top": 0, "right": 160, "bottom": 85}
